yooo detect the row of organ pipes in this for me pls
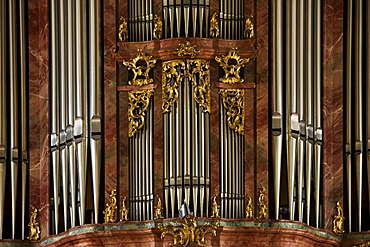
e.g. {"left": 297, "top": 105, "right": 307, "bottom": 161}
{"left": 0, "top": 0, "right": 28, "bottom": 240}
{"left": 271, "top": 0, "right": 323, "bottom": 227}
{"left": 50, "top": 0, "right": 102, "bottom": 233}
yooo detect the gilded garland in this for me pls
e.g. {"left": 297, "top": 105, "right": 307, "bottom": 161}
{"left": 162, "top": 60, "right": 185, "bottom": 113}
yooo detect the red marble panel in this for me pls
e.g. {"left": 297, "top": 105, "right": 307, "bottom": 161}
{"left": 153, "top": 0, "right": 162, "bottom": 17}
{"left": 322, "top": 0, "right": 344, "bottom": 231}
{"left": 104, "top": 0, "right": 118, "bottom": 204}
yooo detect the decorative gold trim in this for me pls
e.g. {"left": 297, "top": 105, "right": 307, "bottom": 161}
{"left": 153, "top": 15, "right": 162, "bottom": 40}
{"left": 120, "top": 196, "right": 129, "bottom": 221}
{"left": 174, "top": 42, "right": 200, "bottom": 58}
{"left": 154, "top": 195, "right": 164, "bottom": 219}
{"left": 162, "top": 60, "right": 185, "bottom": 113}
{"left": 220, "top": 89, "right": 244, "bottom": 135}
{"left": 257, "top": 187, "right": 268, "bottom": 219}
{"left": 122, "top": 49, "right": 157, "bottom": 86}
{"left": 333, "top": 201, "right": 345, "bottom": 234}
{"left": 187, "top": 59, "right": 211, "bottom": 113}
{"left": 355, "top": 242, "right": 370, "bottom": 247}
{"left": 244, "top": 16, "right": 254, "bottom": 39}
{"left": 28, "top": 208, "right": 40, "bottom": 241}
{"left": 118, "top": 16, "right": 128, "bottom": 42}
{"left": 104, "top": 189, "right": 117, "bottom": 223}
{"left": 245, "top": 196, "right": 253, "bottom": 219}
{"left": 211, "top": 195, "right": 220, "bottom": 218}
{"left": 210, "top": 12, "right": 219, "bottom": 38}
{"left": 158, "top": 214, "right": 219, "bottom": 247}
{"left": 128, "top": 90, "right": 154, "bottom": 137}
{"left": 215, "top": 48, "right": 250, "bottom": 84}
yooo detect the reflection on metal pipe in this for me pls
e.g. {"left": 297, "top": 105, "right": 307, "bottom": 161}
{"left": 366, "top": 0, "right": 370, "bottom": 230}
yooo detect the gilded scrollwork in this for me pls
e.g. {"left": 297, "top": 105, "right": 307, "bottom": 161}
{"left": 257, "top": 187, "right": 268, "bottom": 219}
{"left": 153, "top": 15, "right": 162, "bottom": 40}
{"left": 244, "top": 16, "right": 254, "bottom": 39}
{"left": 187, "top": 59, "right": 210, "bottom": 113}
{"left": 162, "top": 60, "right": 185, "bottom": 113}
{"left": 28, "top": 208, "right": 40, "bottom": 241}
{"left": 128, "top": 90, "right": 154, "bottom": 137}
{"left": 215, "top": 47, "right": 250, "bottom": 84}
{"left": 118, "top": 16, "right": 128, "bottom": 42}
{"left": 158, "top": 214, "right": 219, "bottom": 247}
{"left": 210, "top": 12, "right": 219, "bottom": 38}
{"left": 103, "top": 189, "right": 117, "bottom": 223}
{"left": 333, "top": 201, "right": 345, "bottom": 234}
{"left": 174, "top": 41, "right": 200, "bottom": 58}
{"left": 355, "top": 242, "right": 370, "bottom": 247}
{"left": 122, "top": 49, "right": 156, "bottom": 86}
{"left": 220, "top": 89, "right": 244, "bottom": 135}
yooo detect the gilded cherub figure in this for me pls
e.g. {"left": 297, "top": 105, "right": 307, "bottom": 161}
{"left": 154, "top": 194, "right": 164, "bottom": 219}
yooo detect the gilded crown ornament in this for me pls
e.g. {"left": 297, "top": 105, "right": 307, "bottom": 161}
{"left": 244, "top": 16, "right": 254, "bottom": 39}
{"left": 154, "top": 195, "right": 164, "bottom": 219}
{"left": 120, "top": 196, "right": 129, "bottom": 221}
{"left": 118, "top": 16, "right": 128, "bottom": 42}
{"left": 333, "top": 201, "right": 345, "bottom": 234}
{"left": 257, "top": 187, "right": 268, "bottom": 219}
{"left": 245, "top": 196, "right": 253, "bottom": 219}
{"left": 28, "top": 208, "right": 40, "bottom": 241}
{"left": 153, "top": 15, "right": 162, "bottom": 40}
{"left": 210, "top": 12, "right": 219, "bottom": 38}
{"left": 104, "top": 189, "right": 117, "bottom": 223}
{"left": 211, "top": 195, "right": 220, "bottom": 218}
{"left": 174, "top": 41, "right": 200, "bottom": 58}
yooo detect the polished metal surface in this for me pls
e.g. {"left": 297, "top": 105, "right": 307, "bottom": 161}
{"left": 0, "top": 0, "right": 5, "bottom": 236}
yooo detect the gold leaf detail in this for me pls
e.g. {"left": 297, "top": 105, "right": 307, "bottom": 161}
{"left": 128, "top": 90, "right": 153, "bottom": 137}
{"left": 215, "top": 48, "right": 250, "bottom": 84}
{"left": 162, "top": 60, "right": 185, "bottom": 113}
{"left": 220, "top": 89, "right": 244, "bottom": 135}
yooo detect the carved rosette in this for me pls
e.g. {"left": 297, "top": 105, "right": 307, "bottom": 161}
{"left": 219, "top": 89, "right": 244, "bottom": 135}
{"left": 128, "top": 90, "right": 154, "bottom": 137}
{"left": 162, "top": 60, "right": 185, "bottom": 113}
{"left": 187, "top": 59, "right": 211, "bottom": 113}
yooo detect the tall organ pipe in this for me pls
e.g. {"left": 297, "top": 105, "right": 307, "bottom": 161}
{"left": 354, "top": 0, "right": 363, "bottom": 232}
{"left": 367, "top": 0, "right": 370, "bottom": 226}
{"left": 9, "top": 0, "right": 19, "bottom": 238}
{"left": 345, "top": 0, "right": 353, "bottom": 233}
{"left": 89, "top": 0, "right": 102, "bottom": 224}
{"left": 271, "top": 0, "right": 283, "bottom": 220}
{"left": 19, "top": 0, "right": 28, "bottom": 239}
{"left": 0, "top": 0, "right": 6, "bottom": 239}
{"left": 50, "top": 0, "right": 60, "bottom": 234}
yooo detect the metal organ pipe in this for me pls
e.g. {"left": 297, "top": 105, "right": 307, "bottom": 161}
{"left": 367, "top": 0, "right": 370, "bottom": 231}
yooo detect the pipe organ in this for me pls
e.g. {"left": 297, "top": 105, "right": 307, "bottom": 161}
{"left": 128, "top": 0, "right": 154, "bottom": 41}
{"left": 220, "top": 0, "right": 244, "bottom": 39}
{"left": 50, "top": 0, "right": 103, "bottom": 233}
{"left": 271, "top": 0, "right": 323, "bottom": 227}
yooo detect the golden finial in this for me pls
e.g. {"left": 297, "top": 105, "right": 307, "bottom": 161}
{"left": 333, "top": 201, "right": 345, "bottom": 234}
{"left": 210, "top": 12, "right": 219, "bottom": 38}
{"left": 103, "top": 189, "right": 117, "bottom": 223}
{"left": 154, "top": 195, "right": 164, "bottom": 219}
{"left": 211, "top": 195, "right": 220, "bottom": 218}
{"left": 257, "top": 187, "right": 268, "bottom": 219}
{"left": 245, "top": 196, "right": 253, "bottom": 218}
{"left": 119, "top": 16, "right": 128, "bottom": 42}
{"left": 244, "top": 16, "right": 254, "bottom": 38}
{"left": 28, "top": 208, "right": 40, "bottom": 240}
{"left": 120, "top": 196, "right": 129, "bottom": 221}
{"left": 153, "top": 15, "right": 162, "bottom": 40}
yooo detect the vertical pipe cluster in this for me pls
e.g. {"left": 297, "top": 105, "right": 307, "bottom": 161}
{"left": 128, "top": 0, "right": 154, "bottom": 41}
{"left": 219, "top": 0, "right": 244, "bottom": 40}
{"left": 345, "top": 0, "right": 370, "bottom": 233}
{"left": 271, "top": 0, "right": 322, "bottom": 227}
{"left": 50, "top": 0, "right": 102, "bottom": 233}
{"left": 0, "top": 0, "right": 29, "bottom": 239}
{"left": 162, "top": 60, "right": 210, "bottom": 218}
{"left": 162, "top": 0, "right": 210, "bottom": 38}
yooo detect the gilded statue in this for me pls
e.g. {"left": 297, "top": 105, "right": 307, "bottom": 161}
{"left": 118, "top": 16, "right": 128, "bottom": 42}
{"left": 244, "top": 16, "right": 254, "bottom": 38}
{"left": 211, "top": 195, "right": 220, "bottom": 218}
{"left": 154, "top": 195, "right": 164, "bottom": 219}
{"left": 153, "top": 15, "right": 162, "bottom": 40}
{"left": 120, "top": 196, "right": 129, "bottom": 221}
{"left": 333, "top": 201, "right": 345, "bottom": 234}
{"left": 245, "top": 196, "right": 253, "bottom": 218}
{"left": 257, "top": 187, "right": 268, "bottom": 219}
{"left": 28, "top": 208, "right": 40, "bottom": 240}
{"left": 210, "top": 12, "right": 219, "bottom": 38}
{"left": 104, "top": 189, "right": 117, "bottom": 223}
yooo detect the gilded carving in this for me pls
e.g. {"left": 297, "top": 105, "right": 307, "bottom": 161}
{"left": 154, "top": 195, "right": 164, "bottom": 219}
{"left": 220, "top": 89, "right": 245, "bottom": 135}
{"left": 118, "top": 16, "right": 128, "bottom": 42}
{"left": 122, "top": 49, "right": 156, "bottom": 86}
{"left": 210, "top": 12, "right": 219, "bottom": 38}
{"left": 333, "top": 201, "right": 345, "bottom": 234}
{"left": 215, "top": 48, "right": 250, "bottom": 84}
{"left": 120, "top": 196, "right": 129, "bottom": 221}
{"left": 153, "top": 15, "right": 162, "bottom": 40}
{"left": 187, "top": 59, "right": 211, "bottom": 113}
{"left": 162, "top": 60, "right": 185, "bottom": 113}
{"left": 244, "top": 16, "right": 254, "bottom": 39}
{"left": 355, "top": 242, "right": 370, "bottom": 247}
{"left": 245, "top": 196, "right": 253, "bottom": 219}
{"left": 257, "top": 187, "right": 268, "bottom": 219}
{"left": 158, "top": 214, "right": 219, "bottom": 247}
{"left": 104, "top": 189, "right": 117, "bottom": 223}
{"left": 174, "top": 41, "right": 200, "bottom": 58}
{"left": 211, "top": 195, "right": 220, "bottom": 218}
{"left": 128, "top": 90, "right": 154, "bottom": 137}
{"left": 28, "top": 208, "right": 40, "bottom": 241}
